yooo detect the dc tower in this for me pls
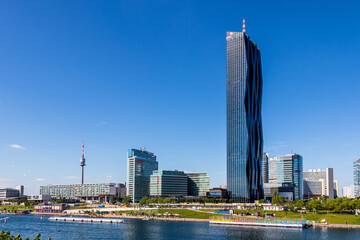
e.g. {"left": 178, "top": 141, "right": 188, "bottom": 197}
{"left": 80, "top": 141, "right": 86, "bottom": 184}
{"left": 226, "top": 19, "right": 264, "bottom": 202}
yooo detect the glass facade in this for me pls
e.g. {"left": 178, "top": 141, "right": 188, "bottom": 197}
{"left": 303, "top": 180, "right": 323, "bottom": 198}
{"left": 353, "top": 159, "right": 360, "bottom": 198}
{"left": 126, "top": 149, "right": 158, "bottom": 202}
{"left": 185, "top": 172, "right": 210, "bottom": 197}
{"left": 262, "top": 153, "right": 269, "bottom": 184}
{"left": 270, "top": 154, "right": 303, "bottom": 200}
{"left": 150, "top": 170, "right": 188, "bottom": 197}
{"left": 226, "top": 31, "right": 264, "bottom": 202}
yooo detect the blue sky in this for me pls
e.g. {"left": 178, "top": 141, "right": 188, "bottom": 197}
{"left": 0, "top": 0, "right": 359, "bottom": 195}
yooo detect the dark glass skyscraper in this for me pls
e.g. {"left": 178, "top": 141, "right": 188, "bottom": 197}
{"left": 226, "top": 26, "right": 264, "bottom": 202}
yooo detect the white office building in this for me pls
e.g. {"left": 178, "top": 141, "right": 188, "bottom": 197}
{"left": 303, "top": 168, "right": 334, "bottom": 199}
{"left": 342, "top": 185, "right": 355, "bottom": 198}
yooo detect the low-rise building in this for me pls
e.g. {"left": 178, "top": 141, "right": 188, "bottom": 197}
{"left": 40, "top": 183, "right": 125, "bottom": 203}
{"left": 33, "top": 204, "right": 68, "bottom": 213}
{"left": 206, "top": 188, "right": 231, "bottom": 199}
{"left": 27, "top": 195, "right": 52, "bottom": 202}
{"left": 262, "top": 204, "right": 286, "bottom": 211}
{"left": 0, "top": 188, "right": 20, "bottom": 200}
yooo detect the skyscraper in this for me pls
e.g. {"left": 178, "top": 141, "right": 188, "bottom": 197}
{"left": 126, "top": 149, "right": 158, "bottom": 202}
{"left": 353, "top": 158, "right": 360, "bottom": 198}
{"left": 226, "top": 19, "right": 264, "bottom": 202}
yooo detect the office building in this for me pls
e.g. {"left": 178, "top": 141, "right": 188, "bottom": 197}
{"left": 206, "top": 188, "right": 231, "bottom": 199}
{"left": 263, "top": 183, "right": 295, "bottom": 201}
{"left": 343, "top": 185, "right": 355, "bottom": 198}
{"left": 115, "top": 182, "right": 127, "bottom": 199}
{"left": 354, "top": 159, "right": 360, "bottom": 198}
{"left": 27, "top": 195, "right": 52, "bottom": 202}
{"left": 127, "top": 149, "right": 158, "bottom": 202}
{"left": 0, "top": 188, "right": 20, "bottom": 200}
{"left": 303, "top": 168, "right": 334, "bottom": 199}
{"left": 262, "top": 153, "right": 269, "bottom": 184}
{"left": 15, "top": 185, "right": 24, "bottom": 197}
{"left": 150, "top": 170, "right": 188, "bottom": 197}
{"left": 266, "top": 153, "right": 303, "bottom": 200}
{"left": 40, "top": 183, "right": 125, "bottom": 202}
{"left": 186, "top": 172, "right": 210, "bottom": 197}
{"left": 333, "top": 180, "right": 339, "bottom": 198}
{"left": 226, "top": 20, "right": 264, "bottom": 202}
{"left": 268, "top": 157, "right": 278, "bottom": 183}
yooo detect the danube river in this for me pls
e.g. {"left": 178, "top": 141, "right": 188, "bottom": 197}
{"left": 1, "top": 214, "right": 359, "bottom": 239}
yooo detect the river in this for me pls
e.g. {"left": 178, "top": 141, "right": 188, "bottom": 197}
{"left": 1, "top": 214, "right": 359, "bottom": 239}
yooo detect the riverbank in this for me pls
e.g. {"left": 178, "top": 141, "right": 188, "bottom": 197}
{"left": 314, "top": 223, "right": 360, "bottom": 229}
{"left": 25, "top": 208, "right": 360, "bottom": 228}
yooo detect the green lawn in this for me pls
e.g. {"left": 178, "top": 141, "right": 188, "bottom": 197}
{"left": 196, "top": 209, "right": 217, "bottom": 213}
{"left": 114, "top": 209, "right": 216, "bottom": 219}
{"left": 0, "top": 205, "right": 33, "bottom": 211}
{"left": 233, "top": 210, "right": 360, "bottom": 225}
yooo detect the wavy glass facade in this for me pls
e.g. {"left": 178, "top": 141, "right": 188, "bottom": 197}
{"left": 226, "top": 31, "right": 263, "bottom": 202}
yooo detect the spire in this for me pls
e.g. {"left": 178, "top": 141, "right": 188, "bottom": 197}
{"left": 242, "top": 18, "right": 246, "bottom": 33}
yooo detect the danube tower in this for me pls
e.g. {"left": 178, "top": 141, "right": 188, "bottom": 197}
{"left": 80, "top": 141, "right": 86, "bottom": 184}
{"left": 226, "top": 19, "right": 264, "bottom": 202}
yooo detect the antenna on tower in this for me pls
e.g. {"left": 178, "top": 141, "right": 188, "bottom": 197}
{"left": 82, "top": 140, "right": 84, "bottom": 156}
{"left": 242, "top": 18, "right": 246, "bottom": 33}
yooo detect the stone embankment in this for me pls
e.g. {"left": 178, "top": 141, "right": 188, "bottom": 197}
{"left": 314, "top": 223, "right": 360, "bottom": 229}
{"left": 106, "top": 214, "right": 209, "bottom": 222}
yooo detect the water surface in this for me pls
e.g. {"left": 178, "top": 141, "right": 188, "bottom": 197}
{"left": 0, "top": 215, "right": 359, "bottom": 239}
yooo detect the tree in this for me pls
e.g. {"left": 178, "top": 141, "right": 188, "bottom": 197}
{"left": 259, "top": 199, "right": 268, "bottom": 204}
{"left": 320, "top": 195, "right": 329, "bottom": 203}
{"left": 307, "top": 199, "right": 322, "bottom": 212}
{"left": 139, "top": 197, "right": 149, "bottom": 205}
{"left": 122, "top": 195, "right": 132, "bottom": 205}
{"left": 295, "top": 199, "right": 306, "bottom": 210}
{"left": 271, "top": 189, "right": 285, "bottom": 206}
{"left": 286, "top": 200, "right": 295, "bottom": 211}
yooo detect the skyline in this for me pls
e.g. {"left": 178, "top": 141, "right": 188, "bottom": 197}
{"left": 1, "top": 1, "right": 360, "bottom": 195}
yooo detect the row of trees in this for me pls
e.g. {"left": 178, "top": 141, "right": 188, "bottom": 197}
{"left": 304, "top": 197, "right": 360, "bottom": 212}
{"left": 3, "top": 196, "right": 37, "bottom": 207}
{"left": 111, "top": 196, "right": 132, "bottom": 205}
{"left": 139, "top": 197, "right": 235, "bottom": 205}
{"left": 270, "top": 190, "right": 360, "bottom": 212}
{"left": 0, "top": 231, "right": 47, "bottom": 240}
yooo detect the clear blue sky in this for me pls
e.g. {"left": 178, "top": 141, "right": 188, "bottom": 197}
{"left": 1, "top": 1, "right": 359, "bottom": 195}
